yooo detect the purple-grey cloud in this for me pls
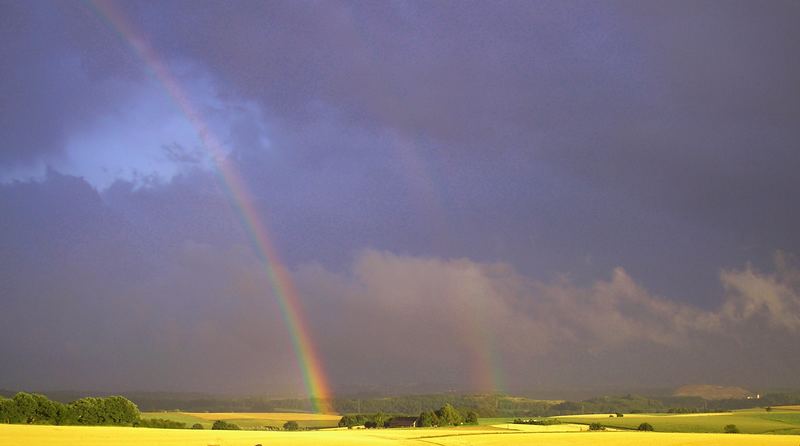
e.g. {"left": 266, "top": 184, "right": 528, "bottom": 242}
{"left": 2, "top": 1, "right": 800, "bottom": 394}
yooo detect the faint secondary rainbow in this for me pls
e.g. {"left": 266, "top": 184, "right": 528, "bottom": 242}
{"left": 334, "top": 8, "right": 509, "bottom": 394}
{"left": 88, "top": 0, "right": 332, "bottom": 412}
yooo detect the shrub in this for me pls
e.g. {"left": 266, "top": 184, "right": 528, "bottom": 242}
{"left": 724, "top": 424, "right": 739, "bottom": 434}
{"left": 135, "top": 418, "right": 186, "bottom": 429}
{"left": 588, "top": 423, "right": 605, "bottom": 431}
{"left": 211, "top": 420, "right": 240, "bottom": 430}
{"left": 191, "top": 423, "right": 203, "bottom": 429}
{"left": 464, "top": 411, "right": 479, "bottom": 425}
{"left": 615, "top": 413, "right": 624, "bottom": 418}
{"left": 283, "top": 420, "right": 299, "bottom": 431}
{"left": 637, "top": 422, "right": 654, "bottom": 431}
{"left": 513, "top": 418, "right": 561, "bottom": 426}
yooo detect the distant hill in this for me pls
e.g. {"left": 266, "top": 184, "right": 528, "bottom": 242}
{"left": 674, "top": 384, "right": 751, "bottom": 400}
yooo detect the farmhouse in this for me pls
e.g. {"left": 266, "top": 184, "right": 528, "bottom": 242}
{"left": 387, "top": 416, "right": 418, "bottom": 428}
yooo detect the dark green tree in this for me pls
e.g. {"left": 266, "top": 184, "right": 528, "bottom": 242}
{"left": 637, "top": 422, "right": 654, "bottom": 431}
{"left": 283, "top": 420, "right": 300, "bottom": 431}
{"left": 416, "top": 411, "right": 437, "bottom": 427}
{"left": 435, "top": 404, "right": 463, "bottom": 426}
{"left": 100, "top": 396, "right": 140, "bottom": 425}
{"left": 12, "top": 393, "right": 37, "bottom": 424}
{"left": 70, "top": 397, "right": 104, "bottom": 425}
{"left": 464, "top": 411, "right": 479, "bottom": 425}
{"left": 724, "top": 424, "right": 739, "bottom": 434}
{"left": 212, "top": 420, "right": 240, "bottom": 430}
{"left": 191, "top": 423, "right": 204, "bottom": 429}
{"left": 0, "top": 397, "right": 22, "bottom": 423}
{"left": 373, "top": 411, "right": 389, "bottom": 428}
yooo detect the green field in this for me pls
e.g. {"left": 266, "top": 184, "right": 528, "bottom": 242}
{"left": 556, "top": 409, "right": 800, "bottom": 434}
{"left": 2, "top": 423, "right": 800, "bottom": 446}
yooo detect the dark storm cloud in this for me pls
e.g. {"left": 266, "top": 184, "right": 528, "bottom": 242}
{"left": 107, "top": 0, "right": 800, "bottom": 295}
{"left": 2, "top": 172, "right": 800, "bottom": 393}
{"left": 1, "top": 0, "right": 800, "bottom": 393}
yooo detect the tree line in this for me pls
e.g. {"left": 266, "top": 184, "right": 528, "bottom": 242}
{"left": 0, "top": 392, "right": 139, "bottom": 426}
{"left": 338, "top": 403, "right": 478, "bottom": 428}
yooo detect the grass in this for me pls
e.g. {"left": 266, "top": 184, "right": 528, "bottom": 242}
{"left": 556, "top": 409, "right": 800, "bottom": 434}
{"left": 2, "top": 424, "right": 800, "bottom": 446}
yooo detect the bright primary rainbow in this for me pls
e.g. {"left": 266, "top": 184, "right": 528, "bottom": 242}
{"left": 88, "top": 0, "right": 332, "bottom": 412}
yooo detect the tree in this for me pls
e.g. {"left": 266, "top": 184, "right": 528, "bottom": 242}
{"left": 373, "top": 411, "right": 389, "bottom": 428}
{"left": 464, "top": 411, "right": 479, "bottom": 425}
{"left": 51, "top": 401, "right": 75, "bottom": 425}
{"left": 588, "top": 423, "right": 605, "bottom": 431}
{"left": 724, "top": 424, "right": 739, "bottom": 434}
{"left": 70, "top": 397, "right": 105, "bottom": 425}
{"left": 637, "top": 422, "right": 654, "bottom": 431}
{"left": 435, "top": 404, "right": 463, "bottom": 426}
{"left": 0, "top": 397, "right": 22, "bottom": 424}
{"left": 283, "top": 420, "right": 300, "bottom": 431}
{"left": 615, "top": 413, "right": 624, "bottom": 418}
{"left": 417, "top": 411, "right": 438, "bottom": 427}
{"left": 101, "top": 396, "right": 140, "bottom": 425}
{"left": 12, "top": 393, "right": 37, "bottom": 424}
{"left": 31, "top": 394, "right": 58, "bottom": 424}
{"left": 191, "top": 423, "right": 204, "bottom": 429}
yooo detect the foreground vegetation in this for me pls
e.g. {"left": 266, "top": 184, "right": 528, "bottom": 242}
{"left": 7, "top": 389, "right": 800, "bottom": 418}
{"left": 2, "top": 423, "right": 800, "bottom": 446}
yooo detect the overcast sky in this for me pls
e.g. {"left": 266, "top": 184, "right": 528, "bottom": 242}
{"left": 1, "top": 0, "right": 799, "bottom": 397}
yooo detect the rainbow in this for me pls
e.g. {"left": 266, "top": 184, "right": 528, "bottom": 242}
{"left": 88, "top": 0, "right": 332, "bottom": 412}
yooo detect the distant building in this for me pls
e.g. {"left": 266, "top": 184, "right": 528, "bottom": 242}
{"left": 387, "top": 416, "right": 418, "bottom": 428}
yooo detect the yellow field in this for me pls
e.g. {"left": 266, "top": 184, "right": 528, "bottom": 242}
{"left": 490, "top": 423, "right": 585, "bottom": 432}
{"left": 185, "top": 412, "right": 341, "bottom": 421}
{"left": 3, "top": 424, "right": 800, "bottom": 446}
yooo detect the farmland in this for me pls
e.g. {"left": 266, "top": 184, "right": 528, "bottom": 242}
{"left": 557, "top": 408, "right": 800, "bottom": 435}
{"left": 3, "top": 423, "right": 800, "bottom": 446}
{"left": 4, "top": 408, "right": 800, "bottom": 446}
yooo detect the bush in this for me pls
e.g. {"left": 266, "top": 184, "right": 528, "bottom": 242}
{"left": 191, "top": 423, "right": 203, "bottom": 429}
{"left": 283, "top": 420, "right": 299, "bottom": 431}
{"left": 211, "top": 420, "right": 240, "bottom": 430}
{"left": 135, "top": 418, "right": 186, "bottom": 429}
{"left": 513, "top": 418, "right": 561, "bottom": 426}
{"left": 364, "top": 420, "right": 378, "bottom": 429}
{"left": 724, "top": 424, "right": 739, "bottom": 434}
{"left": 615, "top": 413, "right": 624, "bottom": 418}
{"left": 588, "top": 423, "right": 605, "bottom": 431}
{"left": 637, "top": 422, "right": 654, "bottom": 431}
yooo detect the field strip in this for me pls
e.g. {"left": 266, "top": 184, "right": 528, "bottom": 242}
{"left": 184, "top": 411, "right": 342, "bottom": 421}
